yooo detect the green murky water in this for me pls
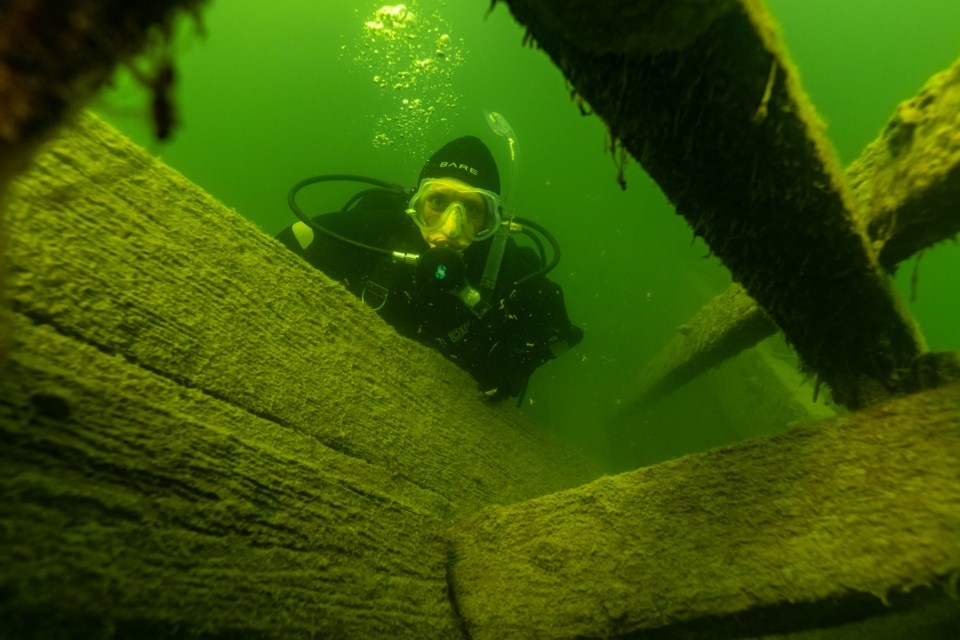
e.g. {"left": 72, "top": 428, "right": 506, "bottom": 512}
{"left": 94, "top": 0, "right": 960, "bottom": 472}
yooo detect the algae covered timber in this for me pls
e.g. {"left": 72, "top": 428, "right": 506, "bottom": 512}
{"left": 1, "top": 0, "right": 959, "bottom": 638}
{"left": 620, "top": 57, "right": 960, "bottom": 412}
{"left": 1, "top": 111, "right": 599, "bottom": 637}
{"left": 498, "top": 0, "right": 960, "bottom": 409}
{"left": 448, "top": 382, "right": 960, "bottom": 639}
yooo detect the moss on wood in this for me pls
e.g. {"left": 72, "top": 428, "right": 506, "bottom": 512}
{"left": 1, "top": 113, "right": 599, "bottom": 636}
{"left": 849, "top": 57, "right": 960, "bottom": 267}
{"left": 619, "top": 55, "right": 960, "bottom": 412}
{"left": 448, "top": 383, "right": 960, "bottom": 639}
{"left": 1, "top": 314, "right": 461, "bottom": 637}
{"left": 4, "top": 112, "right": 598, "bottom": 519}
{"left": 501, "top": 0, "right": 928, "bottom": 408}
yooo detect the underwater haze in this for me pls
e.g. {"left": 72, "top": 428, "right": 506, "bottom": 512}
{"left": 95, "top": 0, "right": 960, "bottom": 473}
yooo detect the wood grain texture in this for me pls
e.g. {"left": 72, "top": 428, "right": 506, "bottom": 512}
{"left": 619, "top": 56, "right": 960, "bottom": 412}
{"left": 502, "top": 0, "right": 925, "bottom": 409}
{"left": 4, "top": 112, "right": 598, "bottom": 520}
{"left": 1, "top": 112, "right": 599, "bottom": 637}
{"left": 448, "top": 383, "right": 960, "bottom": 639}
{"left": 1, "top": 314, "right": 459, "bottom": 637}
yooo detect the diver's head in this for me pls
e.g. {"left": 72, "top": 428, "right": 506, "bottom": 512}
{"left": 407, "top": 136, "right": 501, "bottom": 250}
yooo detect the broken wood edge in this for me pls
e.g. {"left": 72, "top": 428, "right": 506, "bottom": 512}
{"left": 850, "top": 56, "right": 960, "bottom": 268}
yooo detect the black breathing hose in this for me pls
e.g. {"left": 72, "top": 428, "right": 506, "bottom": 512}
{"left": 287, "top": 175, "right": 408, "bottom": 257}
{"left": 517, "top": 227, "right": 547, "bottom": 269}
{"left": 511, "top": 216, "right": 561, "bottom": 286}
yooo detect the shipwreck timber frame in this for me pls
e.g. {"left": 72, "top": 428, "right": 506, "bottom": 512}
{"left": 2, "top": 0, "right": 959, "bottom": 638}
{"left": 496, "top": 0, "right": 960, "bottom": 411}
{"left": 449, "top": 382, "right": 960, "bottom": 639}
{"left": 0, "top": 112, "right": 601, "bottom": 637}
{"left": 621, "top": 58, "right": 960, "bottom": 413}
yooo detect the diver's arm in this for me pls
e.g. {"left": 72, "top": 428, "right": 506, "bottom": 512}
{"left": 476, "top": 276, "right": 583, "bottom": 400}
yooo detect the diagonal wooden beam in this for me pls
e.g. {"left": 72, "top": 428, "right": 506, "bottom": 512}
{"left": 502, "top": 0, "right": 933, "bottom": 409}
{"left": 447, "top": 383, "right": 960, "bottom": 639}
{"left": 618, "top": 282, "right": 778, "bottom": 408}
{"left": 1, "top": 112, "right": 599, "bottom": 636}
{"left": 4, "top": 111, "right": 598, "bottom": 519}
{"left": 0, "top": 0, "right": 208, "bottom": 360}
{"left": 620, "top": 57, "right": 960, "bottom": 411}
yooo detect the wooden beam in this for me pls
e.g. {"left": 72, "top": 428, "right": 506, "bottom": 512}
{"left": 1, "top": 113, "right": 598, "bottom": 635}
{"left": 850, "top": 58, "right": 960, "bottom": 267}
{"left": 0, "top": 0, "right": 204, "bottom": 147}
{"left": 618, "top": 282, "right": 777, "bottom": 408}
{"left": 1, "top": 314, "right": 462, "bottom": 637}
{"left": 448, "top": 383, "right": 960, "bottom": 639}
{"left": 619, "top": 57, "right": 960, "bottom": 411}
{"left": 0, "top": 0, "right": 208, "bottom": 359}
{"left": 491, "top": 0, "right": 737, "bottom": 55}
{"left": 502, "top": 0, "right": 928, "bottom": 409}
{"left": 4, "top": 112, "right": 598, "bottom": 518}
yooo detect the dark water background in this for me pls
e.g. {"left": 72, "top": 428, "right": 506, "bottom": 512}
{"left": 94, "top": 0, "right": 960, "bottom": 473}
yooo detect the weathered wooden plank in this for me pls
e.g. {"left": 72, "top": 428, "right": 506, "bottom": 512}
{"left": 618, "top": 282, "right": 777, "bottom": 408}
{"left": 447, "top": 383, "right": 960, "bottom": 640}
{"left": 1, "top": 313, "right": 461, "bottom": 638}
{"left": 849, "top": 58, "right": 960, "bottom": 267}
{"left": 501, "top": 0, "right": 928, "bottom": 409}
{"left": 1, "top": 0, "right": 207, "bottom": 357}
{"left": 4, "top": 112, "right": 599, "bottom": 522}
{"left": 0, "top": 112, "right": 598, "bottom": 636}
{"left": 620, "top": 57, "right": 960, "bottom": 411}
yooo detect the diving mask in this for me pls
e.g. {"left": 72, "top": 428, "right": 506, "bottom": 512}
{"left": 406, "top": 178, "right": 502, "bottom": 242}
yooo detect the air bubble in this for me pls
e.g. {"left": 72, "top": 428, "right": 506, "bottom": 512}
{"left": 346, "top": 1, "right": 465, "bottom": 155}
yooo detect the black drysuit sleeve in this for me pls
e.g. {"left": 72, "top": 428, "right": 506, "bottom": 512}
{"left": 471, "top": 246, "right": 584, "bottom": 400}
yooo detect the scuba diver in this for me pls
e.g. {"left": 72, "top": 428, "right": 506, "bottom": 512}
{"left": 276, "top": 128, "right": 583, "bottom": 402}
